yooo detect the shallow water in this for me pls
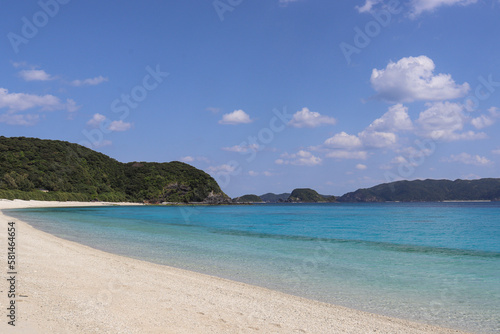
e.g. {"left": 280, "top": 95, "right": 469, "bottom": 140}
{"left": 6, "top": 202, "right": 500, "bottom": 333}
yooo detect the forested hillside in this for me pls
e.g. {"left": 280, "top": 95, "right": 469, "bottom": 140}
{"left": 232, "top": 194, "right": 263, "bottom": 203}
{"left": 287, "top": 188, "right": 336, "bottom": 202}
{"left": 0, "top": 136, "right": 228, "bottom": 203}
{"left": 338, "top": 178, "right": 500, "bottom": 202}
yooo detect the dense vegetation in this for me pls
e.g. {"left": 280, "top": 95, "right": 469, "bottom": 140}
{"left": 260, "top": 192, "right": 290, "bottom": 203}
{"left": 0, "top": 137, "right": 228, "bottom": 203}
{"left": 338, "top": 178, "right": 500, "bottom": 202}
{"left": 287, "top": 188, "right": 336, "bottom": 202}
{"left": 232, "top": 194, "right": 263, "bottom": 203}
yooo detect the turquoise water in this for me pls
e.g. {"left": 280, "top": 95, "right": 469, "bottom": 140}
{"left": 6, "top": 203, "right": 500, "bottom": 333}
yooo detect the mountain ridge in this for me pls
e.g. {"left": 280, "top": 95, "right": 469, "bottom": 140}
{"left": 338, "top": 178, "right": 500, "bottom": 202}
{"left": 243, "top": 178, "right": 500, "bottom": 203}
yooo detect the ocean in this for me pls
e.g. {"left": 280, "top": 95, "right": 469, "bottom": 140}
{"left": 6, "top": 202, "right": 500, "bottom": 333}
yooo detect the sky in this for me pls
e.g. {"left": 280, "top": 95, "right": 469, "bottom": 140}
{"left": 1, "top": 0, "right": 499, "bottom": 197}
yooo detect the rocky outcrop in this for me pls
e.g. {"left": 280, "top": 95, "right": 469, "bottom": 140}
{"left": 203, "top": 191, "right": 232, "bottom": 204}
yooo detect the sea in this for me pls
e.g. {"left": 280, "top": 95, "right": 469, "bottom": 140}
{"left": 5, "top": 202, "right": 500, "bottom": 333}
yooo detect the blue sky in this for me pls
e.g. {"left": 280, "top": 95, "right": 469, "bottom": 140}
{"left": 1, "top": 0, "right": 499, "bottom": 197}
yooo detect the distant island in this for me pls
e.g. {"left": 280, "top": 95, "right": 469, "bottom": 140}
{"left": 250, "top": 179, "right": 500, "bottom": 203}
{"left": 233, "top": 194, "right": 264, "bottom": 203}
{"left": 260, "top": 193, "right": 290, "bottom": 202}
{"left": 0, "top": 136, "right": 229, "bottom": 203}
{"left": 1, "top": 137, "right": 499, "bottom": 204}
{"left": 337, "top": 178, "right": 500, "bottom": 202}
{"left": 287, "top": 188, "right": 336, "bottom": 202}
{"left": 233, "top": 189, "right": 335, "bottom": 203}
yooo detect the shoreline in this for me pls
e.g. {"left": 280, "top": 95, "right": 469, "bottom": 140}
{"left": 0, "top": 200, "right": 470, "bottom": 333}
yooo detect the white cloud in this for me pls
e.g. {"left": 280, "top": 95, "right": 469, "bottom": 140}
{"left": 390, "top": 155, "right": 422, "bottom": 167}
{"left": 371, "top": 56, "right": 469, "bottom": 103}
{"left": 321, "top": 104, "right": 409, "bottom": 156}
{"left": 71, "top": 76, "right": 108, "bottom": 86}
{"left": 288, "top": 107, "right": 336, "bottom": 128}
{"left": 357, "top": 0, "right": 478, "bottom": 17}
{"left": 0, "top": 88, "right": 77, "bottom": 113}
{"left": 416, "top": 101, "right": 486, "bottom": 141}
{"left": 489, "top": 107, "right": 500, "bottom": 117}
{"left": 391, "top": 156, "right": 409, "bottom": 164}
{"left": 454, "top": 131, "right": 487, "bottom": 140}
{"left": 410, "top": 0, "right": 478, "bottom": 17}
{"left": 222, "top": 145, "right": 246, "bottom": 153}
{"left": 180, "top": 156, "right": 210, "bottom": 164}
{"left": 0, "top": 88, "right": 58, "bottom": 112}
{"left": 325, "top": 150, "right": 368, "bottom": 160}
{"left": 222, "top": 143, "right": 259, "bottom": 153}
{"left": 87, "top": 113, "right": 107, "bottom": 127}
{"left": 356, "top": 0, "right": 381, "bottom": 13}
{"left": 471, "top": 114, "right": 494, "bottom": 129}
{"left": 324, "top": 132, "right": 362, "bottom": 149}
{"left": 354, "top": 104, "right": 412, "bottom": 149}
{"left": 0, "top": 87, "right": 80, "bottom": 125}
{"left": 356, "top": 164, "right": 367, "bottom": 170}
{"left": 359, "top": 130, "right": 397, "bottom": 148}
{"left": 0, "top": 113, "right": 39, "bottom": 126}
{"left": 276, "top": 150, "right": 322, "bottom": 166}
{"left": 19, "top": 69, "right": 54, "bottom": 81}
{"left": 442, "top": 153, "right": 492, "bottom": 166}
{"left": 219, "top": 109, "right": 253, "bottom": 125}
{"left": 11, "top": 61, "right": 27, "bottom": 68}
{"left": 492, "top": 149, "right": 500, "bottom": 155}
{"left": 108, "top": 120, "right": 132, "bottom": 132}
{"left": 247, "top": 170, "right": 273, "bottom": 176}
{"left": 315, "top": 100, "right": 491, "bottom": 163}
{"left": 366, "top": 104, "right": 413, "bottom": 132}
{"left": 66, "top": 99, "right": 80, "bottom": 113}
{"left": 206, "top": 107, "right": 221, "bottom": 114}
{"left": 471, "top": 106, "right": 500, "bottom": 129}
{"left": 464, "top": 98, "right": 477, "bottom": 112}
{"left": 397, "top": 145, "right": 433, "bottom": 158}
{"left": 207, "top": 164, "right": 237, "bottom": 174}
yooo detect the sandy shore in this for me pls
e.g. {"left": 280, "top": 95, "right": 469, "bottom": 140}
{"left": 0, "top": 200, "right": 469, "bottom": 334}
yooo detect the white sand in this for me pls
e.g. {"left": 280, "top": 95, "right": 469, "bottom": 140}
{"left": 0, "top": 200, "right": 469, "bottom": 333}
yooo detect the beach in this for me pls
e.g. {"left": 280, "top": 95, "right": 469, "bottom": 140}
{"left": 0, "top": 200, "right": 470, "bottom": 334}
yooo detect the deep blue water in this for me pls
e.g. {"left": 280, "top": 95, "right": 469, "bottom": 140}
{"left": 5, "top": 202, "right": 500, "bottom": 333}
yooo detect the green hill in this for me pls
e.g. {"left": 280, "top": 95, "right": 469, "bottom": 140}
{"left": 260, "top": 192, "right": 290, "bottom": 203}
{"left": 338, "top": 178, "right": 500, "bottom": 202}
{"left": 287, "top": 188, "right": 336, "bottom": 202}
{"left": 232, "top": 194, "right": 263, "bottom": 203}
{"left": 0, "top": 136, "right": 228, "bottom": 203}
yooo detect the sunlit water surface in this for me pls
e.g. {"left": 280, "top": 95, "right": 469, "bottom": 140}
{"left": 6, "top": 202, "right": 500, "bottom": 333}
